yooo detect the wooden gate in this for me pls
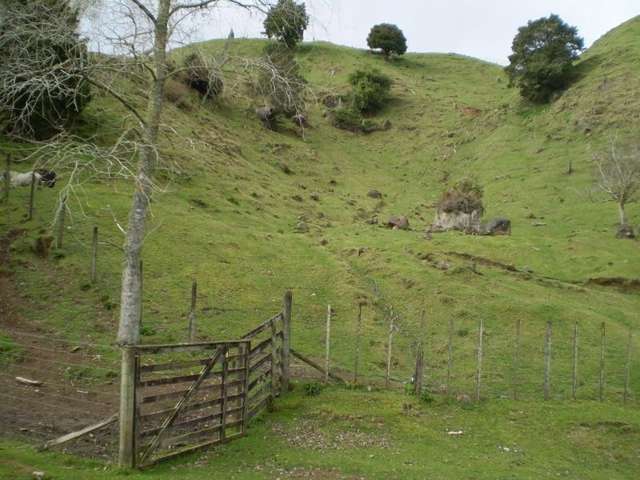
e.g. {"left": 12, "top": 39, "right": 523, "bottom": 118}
{"left": 119, "top": 296, "right": 291, "bottom": 468}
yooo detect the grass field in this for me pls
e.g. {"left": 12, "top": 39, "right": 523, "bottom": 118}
{"left": 1, "top": 14, "right": 639, "bottom": 479}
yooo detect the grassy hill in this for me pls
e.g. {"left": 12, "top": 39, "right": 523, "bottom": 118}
{"left": 1, "top": 15, "right": 640, "bottom": 479}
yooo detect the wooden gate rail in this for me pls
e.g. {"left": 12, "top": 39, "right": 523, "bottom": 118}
{"left": 118, "top": 291, "right": 292, "bottom": 469}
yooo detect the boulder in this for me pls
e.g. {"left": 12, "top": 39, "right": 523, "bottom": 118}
{"left": 386, "top": 216, "right": 409, "bottom": 230}
{"left": 431, "top": 210, "right": 481, "bottom": 233}
{"left": 367, "top": 189, "right": 383, "bottom": 199}
{"left": 482, "top": 217, "right": 511, "bottom": 236}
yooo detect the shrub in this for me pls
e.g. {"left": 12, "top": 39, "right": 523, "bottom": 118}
{"left": 367, "top": 23, "right": 407, "bottom": 58}
{"left": 164, "top": 79, "right": 191, "bottom": 110}
{"left": 0, "top": 0, "right": 91, "bottom": 138}
{"left": 263, "top": 0, "right": 309, "bottom": 49}
{"left": 330, "top": 107, "right": 379, "bottom": 133}
{"left": 303, "top": 382, "right": 324, "bottom": 396}
{"left": 182, "top": 53, "right": 224, "bottom": 99}
{"left": 438, "top": 178, "right": 484, "bottom": 214}
{"left": 505, "top": 15, "right": 584, "bottom": 103}
{"left": 348, "top": 69, "right": 392, "bottom": 114}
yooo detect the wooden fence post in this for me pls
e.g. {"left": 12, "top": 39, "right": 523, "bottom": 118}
{"left": 118, "top": 346, "right": 137, "bottom": 469}
{"left": 414, "top": 310, "right": 426, "bottom": 396}
{"left": 325, "top": 304, "right": 331, "bottom": 383}
{"left": 90, "top": 226, "right": 98, "bottom": 284}
{"left": 220, "top": 346, "right": 229, "bottom": 442}
{"left": 53, "top": 194, "right": 67, "bottom": 249}
{"left": 385, "top": 310, "right": 395, "bottom": 389}
{"left": 270, "top": 316, "right": 278, "bottom": 392}
{"left": 599, "top": 322, "right": 606, "bottom": 402}
{"left": 544, "top": 321, "right": 552, "bottom": 401}
{"left": 354, "top": 303, "right": 362, "bottom": 384}
{"left": 624, "top": 328, "right": 633, "bottom": 404}
{"left": 241, "top": 342, "right": 251, "bottom": 435}
{"left": 187, "top": 280, "right": 197, "bottom": 342}
{"left": 572, "top": 322, "right": 578, "bottom": 400}
{"left": 512, "top": 318, "right": 521, "bottom": 400}
{"left": 28, "top": 171, "right": 36, "bottom": 220}
{"left": 475, "top": 318, "right": 484, "bottom": 402}
{"left": 447, "top": 318, "right": 453, "bottom": 396}
{"left": 281, "top": 290, "right": 292, "bottom": 394}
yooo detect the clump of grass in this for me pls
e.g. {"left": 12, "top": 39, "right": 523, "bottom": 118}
{"left": 0, "top": 334, "right": 24, "bottom": 366}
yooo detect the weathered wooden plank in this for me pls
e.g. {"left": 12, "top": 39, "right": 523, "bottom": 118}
{"left": 138, "top": 367, "right": 245, "bottom": 388}
{"left": 42, "top": 413, "right": 118, "bottom": 450}
{"left": 248, "top": 395, "right": 271, "bottom": 420}
{"left": 249, "top": 353, "right": 272, "bottom": 373}
{"left": 141, "top": 406, "right": 243, "bottom": 438}
{"left": 140, "top": 379, "right": 243, "bottom": 405}
{"left": 158, "top": 419, "right": 243, "bottom": 451}
{"left": 248, "top": 371, "right": 270, "bottom": 392}
{"left": 140, "top": 393, "right": 244, "bottom": 420}
{"left": 249, "top": 337, "right": 272, "bottom": 357}
{"left": 134, "top": 341, "right": 249, "bottom": 355}
{"left": 290, "top": 349, "right": 346, "bottom": 383}
{"left": 248, "top": 381, "right": 272, "bottom": 405}
{"left": 141, "top": 432, "right": 244, "bottom": 468}
{"left": 139, "top": 355, "right": 244, "bottom": 374}
{"left": 242, "top": 313, "right": 283, "bottom": 341}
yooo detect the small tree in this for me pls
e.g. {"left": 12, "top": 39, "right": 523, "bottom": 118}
{"left": 182, "top": 52, "right": 224, "bottom": 99}
{"left": 367, "top": 23, "right": 407, "bottom": 58}
{"left": 505, "top": 14, "right": 583, "bottom": 103}
{"left": 594, "top": 140, "right": 640, "bottom": 238}
{"left": 0, "top": 0, "right": 90, "bottom": 138}
{"left": 263, "top": 0, "right": 309, "bottom": 49}
{"left": 349, "top": 69, "right": 392, "bottom": 114}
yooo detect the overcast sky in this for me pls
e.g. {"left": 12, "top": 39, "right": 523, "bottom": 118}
{"left": 193, "top": 0, "right": 638, "bottom": 65}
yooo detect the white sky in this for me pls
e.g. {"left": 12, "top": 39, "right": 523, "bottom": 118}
{"left": 193, "top": 0, "right": 639, "bottom": 65}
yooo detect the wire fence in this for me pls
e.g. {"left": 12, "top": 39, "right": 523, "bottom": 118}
{"left": 290, "top": 300, "right": 638, "bottom": 405}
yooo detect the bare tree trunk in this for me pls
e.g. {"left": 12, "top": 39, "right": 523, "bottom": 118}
{"left": 618, "top": 202, "right": 627, "bottom": 226}
{"left": 117, "top": 0, "right": 170, "bottom": 346}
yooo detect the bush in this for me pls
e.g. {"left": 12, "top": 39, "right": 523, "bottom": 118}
{"left": 263, "top": 0, "right": 309, "bottom": 49}
{"left": 438, "top": 178, "right": 484, "bottom": 214}
{"left": 303, "top": 382, "right": 324, "bottom": 396}
{"left": 367, "top": 23, "right": 407, "bottom": 58}
{"left": 505, "top": 15, "right": 584, "bottom": 103}
{"left": 182, "top": 53, "right": 223, "bottom": 99}
{"left": 330, "top": 107, "right": 379, "bottom": 133}
{"left": 348, "top": 69, "right": 392, "bottom": 114}
{"left": 0, "top": 0, "right": 90, "bottom": 138}
{"left": 164, "top": 79, "right": 191, "bottom": 110}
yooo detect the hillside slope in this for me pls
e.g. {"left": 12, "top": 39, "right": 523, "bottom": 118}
{"left": 1, "top": 17, "right": 640, "bottom": 399}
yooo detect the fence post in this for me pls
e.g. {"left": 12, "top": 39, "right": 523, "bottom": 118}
{"left": 281, "top": 290, "right": 292, "bottom": 394}
{"left": 447, "top": 318, "right": 453, "bottom": 396}
{"left": 354, "top": 303, "right": 362, "bottom": 384}
{"left": 28, "top": 171, "right": 36, "bottom": 220}
{"left": 325, "top": 304, "right": 331, "bottom": 383}
{"left": 544, "top": 321, "right": 552, "bottom": 401}
{"left": 475, "top": 318, "right": 484, "bottom": 402}
{"left": 572, "top": 321, "right": 578, "bottom": 400}
{"left": 241, "top": 342, "right": 251, "bottom": 435}
{"left": 512, "top": 318, "right": 521, "bottom": 400}
{"left": 53, "top": 194, "right": 67, "bottom": 249}
{"left": 220, "top": 346, "right": 229, "bottom": 442}
{"left": 599, "top": 322, "right": 606, "bottom": 402}
{"left": 139, "top": 259, "right": 143, "bottom": 330}
{"left": 414, "top": 310, "right": 426, "bottom": 396}
{"left": 270, "top": 316, "right": 278, "bottom": 392}
{"left": 624, "top": 328, "right": 633, "bottom": 404}
{"left": 385, "top": 310, "right": 395, "bottom": 389}
{"left": 188, "top": 280, "right": 197, "bottom": 342}
{"left": 118, "top": 346, "right": 137, "bottom": 469}
{"left": 90, "top": 226, "right": 98, "bottom": 284}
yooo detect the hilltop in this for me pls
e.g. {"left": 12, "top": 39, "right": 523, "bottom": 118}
{"left": 1, "top": 15, "right": 640, "bottom": 479}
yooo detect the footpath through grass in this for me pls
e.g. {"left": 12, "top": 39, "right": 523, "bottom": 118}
{"left": 2, "top": 384, "right": 639, "bottom": 480}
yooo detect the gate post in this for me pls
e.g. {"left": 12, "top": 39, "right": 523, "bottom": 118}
{"left": 119, "top": 346, "right": 137, "bottom": 469}
{"left": 281, "top": 291, "right": 292, "bottom": 394}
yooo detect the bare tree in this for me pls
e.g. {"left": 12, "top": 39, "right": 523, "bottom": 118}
{"left": 594, "top": 139, "right": 640, "bottom": 238}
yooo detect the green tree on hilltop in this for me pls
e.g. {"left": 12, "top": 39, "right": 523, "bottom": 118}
{"left": 263, "top": 0, "right": 309, "bottom": 49}
{"left": 505, "top": 14, "right": 584, "bottom": 103}
{"left": 367, "top": 23, "right": 407, "bottom": 58}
